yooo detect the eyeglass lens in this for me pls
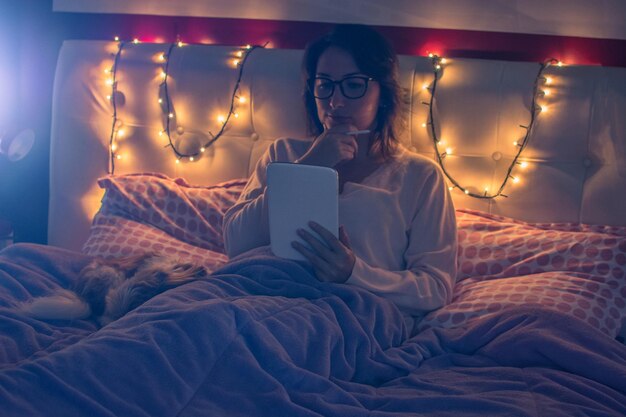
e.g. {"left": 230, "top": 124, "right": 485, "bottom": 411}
{"left": 312, "top": 76, "right": 369, "bottom": 99}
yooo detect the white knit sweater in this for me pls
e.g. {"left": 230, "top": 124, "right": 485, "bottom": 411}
{"left": 223, "top": 138, "right": 458, "bottom": 330}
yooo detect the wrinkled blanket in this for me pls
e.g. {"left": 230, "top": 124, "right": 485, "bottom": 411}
{"left": 1, "top": 244, "right": 625, "bottom": 416}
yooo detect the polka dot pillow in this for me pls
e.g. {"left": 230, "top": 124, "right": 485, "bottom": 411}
{"left": 83, "top": 215, "right": 229, "bottom": 272}
{"left": 455, "top": 209, "right": 626, "bottom": 281}
{"left": 91, "top": 173, "right": 246, "bottom": 254}
{"left": 420, "top": 209, "right": 626, "bottom": 339}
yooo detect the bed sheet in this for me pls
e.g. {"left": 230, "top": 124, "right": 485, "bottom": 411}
{"left": 1, "top": 243, "right": 625, "bottom": 416}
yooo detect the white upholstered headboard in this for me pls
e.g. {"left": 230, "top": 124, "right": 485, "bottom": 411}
{"left": 49, "top": 40, "right": 626, "bottom": 251}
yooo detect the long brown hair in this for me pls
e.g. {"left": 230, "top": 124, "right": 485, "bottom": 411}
{"left": 302, "top": 24, "right": 406, "bottom": 159}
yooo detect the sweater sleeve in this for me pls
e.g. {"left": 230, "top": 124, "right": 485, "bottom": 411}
{"left": 223, "top": 138, "right": 310, "bottom": 258}
{"left": 345, "top": 165, "right": 458, "bottom": 316}
{"left": 222, "top": 148, "right": 273, "bottom": 258}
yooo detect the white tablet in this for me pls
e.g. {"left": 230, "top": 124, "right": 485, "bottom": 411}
{"left": 266, "top": 162, "right": 339, "bottom": 261}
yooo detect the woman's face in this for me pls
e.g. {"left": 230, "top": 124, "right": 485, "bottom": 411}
{"left": 314, "top": 47, "right": 381, "bottom": 131}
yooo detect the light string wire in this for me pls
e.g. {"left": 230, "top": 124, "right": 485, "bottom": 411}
{"left": 107, "top": 40, "right": 126, "bottom": 174}
{"left": 160, "top": 43, "right": 267, "bottom": 161}
{"left": 426, "top": 55, "right": 559, "bottom": 199}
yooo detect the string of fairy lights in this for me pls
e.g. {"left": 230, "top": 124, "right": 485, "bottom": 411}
{"left": 159, "top": 41, "right": 266, "bottom": 163}
{"left": 104, "top": 37, "right": 263, "bottom": 173}
{"left": 423, "top": 54, "right": 563, "bottom": 199}
{"left": 105, "top": 38, "right": 126, "bottom": 174}
{"left": 103, "top": 37, "right": 564, "bottom": 199}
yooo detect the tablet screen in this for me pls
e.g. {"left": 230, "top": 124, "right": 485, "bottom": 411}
{"left": 267, "top": 162, "right": 339, "bottom": 261}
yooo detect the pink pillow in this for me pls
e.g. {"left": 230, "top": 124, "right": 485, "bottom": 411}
{"left": 420, "top": 209, "right": 626, "bottom": 338}
{"left": 83, "top": 215, "right": 229, "bottom": 271}
{"left": 455, "top": 209, "right": 626, "bottom": 281}
{"left": 94, "top": 173, "right": 246, "bottom": 254}
{"left": 420, "top": 272, "right": 626, "bottom": 338}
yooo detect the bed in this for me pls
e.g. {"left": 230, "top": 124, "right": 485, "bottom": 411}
{"left": 1, "top": 40, "right": 625, "bottom": 416}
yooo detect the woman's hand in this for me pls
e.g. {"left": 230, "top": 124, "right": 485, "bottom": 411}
{"left": 296, "top": 124, "right": 359, "bottom": 168}
{"left": 291, "top": 222, "right": 356, "bottom": 283}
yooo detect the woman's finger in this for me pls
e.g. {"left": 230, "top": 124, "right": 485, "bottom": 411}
{"left": 291, "top": 241, "right": 334, "bottom": 276}
{"left": 308, "top": 222, "right": 344, "bottom": 253}
{"left": 297, "top": 227, "right": 335, "bottom": 259}
{"left": 339, "top": 225, "right": 351, "bottom": 248}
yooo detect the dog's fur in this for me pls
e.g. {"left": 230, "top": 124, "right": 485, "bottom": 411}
{"left": 22, "top": 254, "right": 208, "bottom": 326}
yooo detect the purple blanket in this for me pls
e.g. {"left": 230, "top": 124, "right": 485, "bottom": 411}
{"left": 1, "top": 244, "right": 625, "bottom": 416}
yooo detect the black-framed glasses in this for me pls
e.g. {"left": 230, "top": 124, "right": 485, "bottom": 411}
{"left": 308, "top": 76, "right": 375, "bottom": 100}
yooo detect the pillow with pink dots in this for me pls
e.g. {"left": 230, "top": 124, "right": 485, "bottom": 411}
{"left": 82, "top": 173, "right": 246, "bottom": 265}
{"left": 83, "top": 214, "right": 230, "bottom": 271}
{"left": 419, "top": 209, "right": 626, "bottom": 339}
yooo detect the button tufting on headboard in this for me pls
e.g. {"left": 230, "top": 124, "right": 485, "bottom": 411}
{"left": 49, "top": 41, "right": 626, "bottom": 250}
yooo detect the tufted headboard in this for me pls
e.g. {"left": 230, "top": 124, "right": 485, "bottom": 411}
{"left": 49, "top": 40, "right": 626, "bottom": 251}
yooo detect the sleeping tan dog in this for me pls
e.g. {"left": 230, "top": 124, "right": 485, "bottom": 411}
{"left": 22, "top": 254, "right": 207, "bottom": 326}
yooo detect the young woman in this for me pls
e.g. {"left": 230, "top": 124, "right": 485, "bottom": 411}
{"left": 223, "top": 24, "right": 457, "bottom": 332}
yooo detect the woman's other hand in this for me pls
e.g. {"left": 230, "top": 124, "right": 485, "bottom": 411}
{"left": 292, "top": 222, "right": 355, "bottom": 283}
{"left": 296, "top": 124, "right": 358, "bottom": 168}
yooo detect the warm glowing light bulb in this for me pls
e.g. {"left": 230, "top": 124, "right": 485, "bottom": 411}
{"left": 464, "top": 189, "right": 470, "bottom": 194}
{"left": 106, "top": 95, "right": 111, "bottom": 100}
{"left": 435, "top": 64, "right": 441, "bottom": 70}
{"left": 116, "top": 154, "right": 122, "bottom": 160}
{"left": 422, "top": 83, "right": 429, "bottom": 90}
{"left": 189, "top": 156, "right": 194, "bottom": 161}
{"left": 512, "top": 176, "right": 520, "bottom": 183}
{"left": 234, "top": 113, "right": 239, "bottom": 118}
{"left": 540, "top": 105, "right": 548, "bottom": 112}
{"left": 217, "top": 115, "right": 226, "bottom": 123}
{"left": 158, "top": 98, "right": 163, "bottom": 104}
{"left": 177, "top": 41, "right": 183, "bottom": 47}
{"left": 543, "top": 89, "right": 550, "bottom": 96}
{"left": 133, "top": 38, "right": 139, "bottom": 44}
{"left": 238, "top": 96, "right": 247, "bottom": 104}
{"left": 236, "top": 51, "right": 243, "bottom": 58}
{"left": 245, "top": 44, "right": 252, "bottom": 49}
{"left": 175, "top": 158, "right": 180, "bottom": 164}
{"left": 169, "top": 113, "right": 174, "bottom": 118}
{"left": 445, "top": 147, "right": 453, "bottom": 155}
{"left": 545, "top": 76, "right": 553, "bottom": 84}
{"left": 104, "top": 68, "right": 111, "bottom": 74}
{"left": 161, "top": 71, "right": 167, "bottom": 78}
{"left": 448, "top": 186, "right": 454, "bottom": 191}
{"left": 428, "top": 53, "right": 434, "bottom": 58}
{"left": 105, "top": 78, "right": 114, "bottom": 86}
{"left": 159, "top": 130, "right": 164, "bottom": 136}
{"left": 513, "top": 140, "right": 519, "bottom": 146}
{"left": 233, "top": 59, "right": 240, "bottom": 67}
{"left": 421, "top": 122, "right": 427, "bottom": 128}
{"left": 200, "top": 147, "right": 206, "bottom": 153}
{"left": 111, "top": 143, "right": 117, "bottom": 152}
{"left": 440, "top": 58, "right": 447, "bottom": 64}
{"left": 519, "top": 161, "right": 529, "bottom": 168}
{"left": 117, "top": 129, "right": 125, "bottom": 137}
{"left": 557, "top": 61, "right": 564, "bottom": 67}
{"left": 159, "top": 53, "right": 166, "bottom": 61}
{"left": 114, "top": 36, "right": 120, "bottom": 42}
